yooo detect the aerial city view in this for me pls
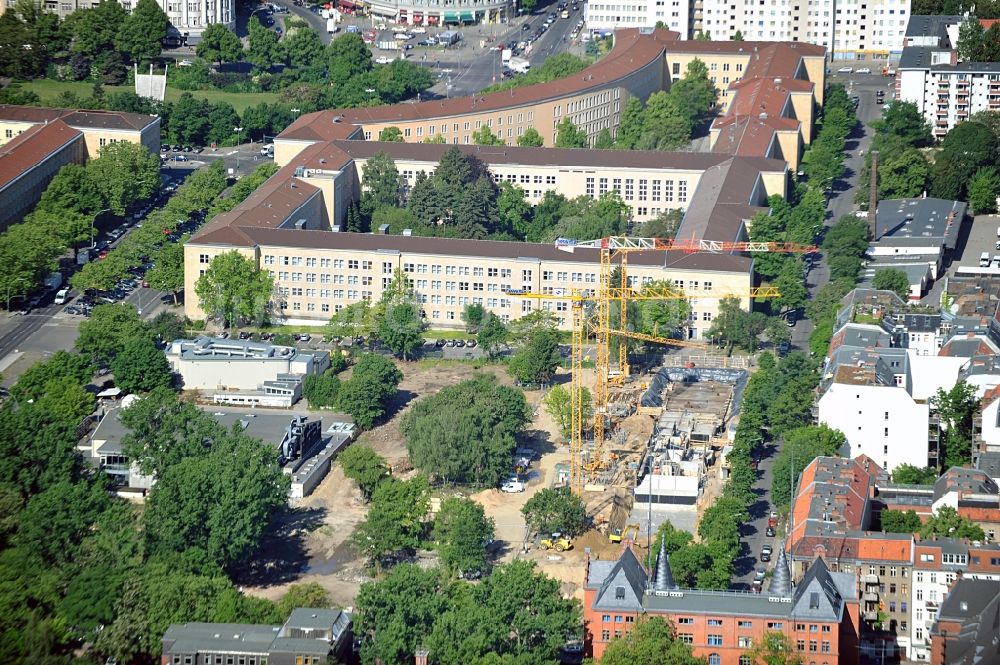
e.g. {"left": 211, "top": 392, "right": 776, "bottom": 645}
{"left": 4, "top": 0, "right": 1000, "bottom": 662}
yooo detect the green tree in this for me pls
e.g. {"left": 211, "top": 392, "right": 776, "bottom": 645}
{"left": 878, "top": 509, "right": 922, "bottom": 534}
{"left": 325, "top": 300, "right": 376, "bottom": 340}
{"left": 360, "top": 150, "right": 401, "bottom": 217}
{"left": 338, "top": 444, "right": 390, "bottom": 501}
{"left": 378, "top": 126, "right": 404, "bottom": 142}
{"left": 462, "top": 302, "right": 487, "bottom": 333}
{"left": 276, "top": 583, "right": 330, "bottom": 616}
{"left": 352, "top": 475, "right": 429, "bottom": 569}
{"left": 638, "top": 280, "right": 690, "bottom": 337}
{"left": 507, "top": 326, "right": 561, "bottom": 385}
{"left": 639, "top": 208, "right": 684, "bottom": 239}
{"left": 282, "top": 25, "right": 324, "bottom": 68}
{"left": 477, "top": 312, "right": 508, "bottom": 360}
{"left": 111, "top": 337, "right": 172, "bottom": 394}
{"left": 13, "top": 478, "right": 108, "bottom": 567}
{"left": 143, "top": 428, "right": 290, "bottom": 569}
{"left": 669, "top": 58, "right": 717, "bottom": 126}
{"left": 871, "top": 268, "right": 911, "bottom": 299}
{"left": 542, "top": 384, "right": 592, "bottom": 440}
{"left": 919, "top": 505, "right": 986, "bottom": 540}
{"left": 878, "top": 148, "right": 929, "bottom": 199}
{"left": 931, "top": 380, "right": 979, "bottom": 468}
{"left": 144, "top": 240, "right": 185, "bottom": 305}
{"left": 600, "top": 616, "right": 704, "bottom": 665}
{"left": 639, "top": 91, "right": 692, "bottom": 150}
{"left": 247, "top": 15, "right": 281, "bottom": 72}
{"left": 10, "top": 350, "right": 92, "bottom": 403}
{"left": 354, "top": 564, "right": 450, "bottom": 665}
{"left": 68, "top": 0, "right": 127, "bottom": 58}
{"left": 402, "top": 375, "right": 531, "bottom": 486}
{"left": 77, "top": 303, "right": 154, "bottom": 367}
{"left": 433, "top": 496, "right": 495, "bottom": 576}
{"left": 554, "top": 117, "right": 588, "bottom": 148}
{"left": 379, "top": 301, "right": 424, "bottom": 360}
{"left": 517, "top": 127, "right": 544, "bottom": 147}
{"left": 88, "top": 141, "right": 160, "bottom": 216}
{"left": 114, "top": 0, "right": 168, "bottom": 62}
{"left": 822, "top": 215, "right": 870, "bottom": 284}
{"left": 336, "top": 353, "right": 403, "bottom": 429}
{"left": 594, "top": 127, "right": 614, "bottom": 149}
{"left": 871, "top": 100, "right": 932, "bottom": 148}
{"left": 968, "top": 167, "right": 1000, "bottom": 214}
{"left": 194, "top": 251, "right": 275, "bottom": 328}
{"left": 302, "top": 372, "right": 341, "bottom": 408}
{"left": 707, "top": 297, "right": 767, "bottom": 353}
{"left": 326, "top": 32, "right": 372, "bottom": 86}
{"left": 891, "top": 464, "right": 938, "bottom": 485}
{"left": 521, "top": 487, "right": 587, "bottom": 536}
{"left": 473, "top": 125, "right": 505, "bottom": 145}
{"left": 746, "top": 631, "right": 803, "bottom": 665}
{"left": 196, "top": 22, "right": 243, "bottom": 64}
{"left": 497, "top": 181, "right": 532, "bottom": 238}
{"left": 615, "top": 96, "right": 645, "bottom": 149}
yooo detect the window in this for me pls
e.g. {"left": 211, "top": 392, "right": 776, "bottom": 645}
{"left": 678, "top": 634, "right": 693, "bottom": 644}
{"left": 708, "top": 655, "right": 721, "bottom": 665}
{"left": 707, "top": 619, "right": 723, "bottom": 626}
{"left": 707, "top": 635, "right": 723, "bottom": 646}
{"left": 199, "top": 253, "right": 210, "bottom": 264}
{"left": 738, "top": 620, "right": 753, "bottom": 628}
{"left": 739, "top": 637, "right": 753, "bottom": 648}
{"left": 677, "top": 617, "right": 694, "bottom": 624}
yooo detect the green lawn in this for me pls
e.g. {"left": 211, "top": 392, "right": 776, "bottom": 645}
{"left": 16, "top": 79, "right": 279, "bottom": 114}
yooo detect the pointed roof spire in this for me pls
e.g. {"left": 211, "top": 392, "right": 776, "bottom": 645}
{"left": 770, "top": 544, "right": 792, "bottom": 597}
{"left": 654, "top": 540, "right": 675, "bottom": 591}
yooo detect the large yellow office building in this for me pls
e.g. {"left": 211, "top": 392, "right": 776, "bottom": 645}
{"left": 184, "top": 28, "right": 825, "bottom": 333}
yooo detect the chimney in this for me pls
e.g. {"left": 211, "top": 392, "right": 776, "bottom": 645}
{"left": 868, "top": 150, "right": 879, "bottom": 239}
{"left": 402, "top": 228, "right": 413, "bottom": 236}
{"left": 415, "top": 649, "right": 429, "bottom": 665}
{"left": 332, "top": 224, "right": 341, "bottom": 232}
{"left": 377, "top": 224, "right": 389, "bottom": 235}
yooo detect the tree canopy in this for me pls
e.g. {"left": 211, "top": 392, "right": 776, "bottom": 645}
{"left": 194, "top": 251, "right": 275, "bottom": 328}
{"left": 521, "top": 487, "right": 587, "bottom": 537}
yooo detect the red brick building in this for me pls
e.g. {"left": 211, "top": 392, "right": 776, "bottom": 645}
{"left": 583, "top": 544, "right": 860, "bottom": 665}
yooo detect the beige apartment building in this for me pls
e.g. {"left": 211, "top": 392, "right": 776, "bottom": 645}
{"left": 0, "top": 105, "right": 161, "bottom": 159}
{"left": 185, "top": 139, "right": 783, "bottom": 331}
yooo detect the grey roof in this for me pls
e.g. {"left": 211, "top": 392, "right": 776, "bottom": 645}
{"left": 284, "top": 608, "right": 346, "bottom": 632}
{"left": 172, "top": 336, "right": 328, "bottom": 366}
{"left": 931, "top": 579, "right": 1000, "bottom": 665}
{"left": 675, "top": 157, "right": 774, "bottom": 244}
{"left": 653, "top": 540, "right": 676, "bottom": 591}
{"left": 268, "top": 637, "right": 339, "bottom": 655}
{"left": 899, "top": 313, "right": 942, "bottom": 333}
{"left": 934, "top": 467, "right": 1000, "bottom": 503}
{"left": 898, "top": 46, "right": 938, "bottom": 69}
{"left": 904, "top": 15, "right": 964, "bottom": 39}
{"left": 977, "top": 451, "right": 1000, "bottom": 480}
{"left": 873, "top": 198, "right": 965, "bottom": 248}
{"left": 162, "top": 622, "right": 279, "bottom": 655}
{"left": 643, "top": 587, "right": 798, "bottom": 617}
{"left": 770, "top": 546, "right": 792, "bottom": 596}
{"left": 789, "top": 558, "right": 847, "bottom": 621}
{"left": 932, "top": 62, "right": 1000, "bottom": 74}
{"left": 592, "top": 546, "right": 647, "bottom": 611}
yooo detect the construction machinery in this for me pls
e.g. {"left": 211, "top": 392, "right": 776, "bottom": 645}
{"left": 608, "top": 523, "right": 640, "bottom": 543}
{"left": 539, "top": 533, "right": 573, "bottom": 552}
{"left": 506, "top": 235, "right": 817, "bottom": 495}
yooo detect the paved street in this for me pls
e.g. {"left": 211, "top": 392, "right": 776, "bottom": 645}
{"left": 733, "top": 69, "right": 889, "bottom": 590}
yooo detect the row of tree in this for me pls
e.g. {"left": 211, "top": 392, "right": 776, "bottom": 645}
{"left": 0, "top": 141, "right": 159, "bottom": 304}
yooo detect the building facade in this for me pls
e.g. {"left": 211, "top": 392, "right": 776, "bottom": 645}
{"left": 584, "top": 0, "right": 692, "bottom": 39}
{"left": 0, "top": 105, "right": 161, "bottom": 159}
{"left": 0, "top": 120, "right": 86, "bottom": 231}
{"left": 366, "top": 0, "right": 512, "bottom": 24}
{"left": 0, "top": 0, "right": 233, "bottom": 34}
{"left": 929, "top": 579, "right": 1000, "bottom": 665}
{"left": 583, "top": 544, "right": 861, "bottom": 664}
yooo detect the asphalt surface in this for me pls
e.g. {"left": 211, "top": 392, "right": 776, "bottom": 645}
{"left": 731, "top": 68, "right": 888, "bottom": 591}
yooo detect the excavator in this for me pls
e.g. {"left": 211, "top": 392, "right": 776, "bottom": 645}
{"left": 608, "top": 523, "right": 640, "bottom": 543}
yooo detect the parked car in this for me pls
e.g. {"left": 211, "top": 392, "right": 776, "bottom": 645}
{"left": 296, "top": 333, "right": 312, "bottom": 342}
{"left": 215, "top": 331, "right": 229, "bottom": 339}
{"left": 174, "top": 155, "right": 188, "bottom": 162}
{"left": 766, "top": 525, "right": 776, "bottom": 537}
{"left": 501, "top": 477, "right": 525, "bottom": 493}
{"left": 837, "top": 66, "right": 853, "bottom": 73}
{"left": 856, "top": 67, "right": 872, "bottom": 74}
{"left": 761, "top": 545, "right": 773, "bottom": 562}
{"left": 435, "top": 338, "right": 446, "bottom": 347}
{"left": 466, "top": 339, "right": 477, "bottom": 348}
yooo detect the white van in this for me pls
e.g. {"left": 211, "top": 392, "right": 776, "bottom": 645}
{"left": 981, "top": 251, "right": 991, "bottom": 267}
{"left": 54, "top": 288, "right": 70, "bottom": 305}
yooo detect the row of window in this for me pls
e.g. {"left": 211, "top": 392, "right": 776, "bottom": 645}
{"left": 585, "top": 177, "right": 688, "bottom": 203}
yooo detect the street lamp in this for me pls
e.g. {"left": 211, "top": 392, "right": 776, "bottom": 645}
{"left": 5, "top": 277, "right": 27, "bottom": 312}
{"left": 233, "top": 126, "right": 243, "bottom": 171}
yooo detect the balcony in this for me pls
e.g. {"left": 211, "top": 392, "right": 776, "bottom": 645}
{"left": 861, "top": 574, "right": 879, "bottom": 584}
{"left": 863, "top": 592, "right": 880, "bottom": 601}
{"left": 864, "top": 610, "right": 880, "bottom": 621}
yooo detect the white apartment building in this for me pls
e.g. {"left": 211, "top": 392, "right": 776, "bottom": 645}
{"left": 585, "top": 0, "right": 692, "bottom": 36}
{"left": 696, "top": 0, "right": 909, "bottom": 58}
{"left": 899, "top": 58, "right": 1000, "bottom": 137}
{"left": 0, "top": 0, "right": 234, "bottom": 36}
{"left": 910, "top": 539, "right": 1000, "bottom": 661}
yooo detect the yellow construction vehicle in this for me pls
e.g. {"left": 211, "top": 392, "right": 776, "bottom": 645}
{"left": 608, "top": 523, "right": 640, "bottom": 543}
{"left": 539, "top": 533, "right": 573, "bottom": 552}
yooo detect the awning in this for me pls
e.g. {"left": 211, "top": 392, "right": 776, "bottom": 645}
{"left": 97, "top": 387, "right": 122, "bottom": 398}
{"left": 443, "top": 11, "right": 458, "bottom": 21}
{"left": 460, "top": 11, "right": 474, "bottom": 21}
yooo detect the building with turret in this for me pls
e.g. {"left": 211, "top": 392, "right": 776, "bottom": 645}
{"left": 582, "top": 541, "right": 861, "bottom": 664}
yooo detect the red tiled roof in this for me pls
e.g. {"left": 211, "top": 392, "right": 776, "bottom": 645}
{"left": 0, "top": 120, "right": 82, "bottom": 190}
{"left": 711, "top": 115, "right": 800, "bottom": 157}
{"left": 0, "top": 105, "right": 157, "bottom": 132}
